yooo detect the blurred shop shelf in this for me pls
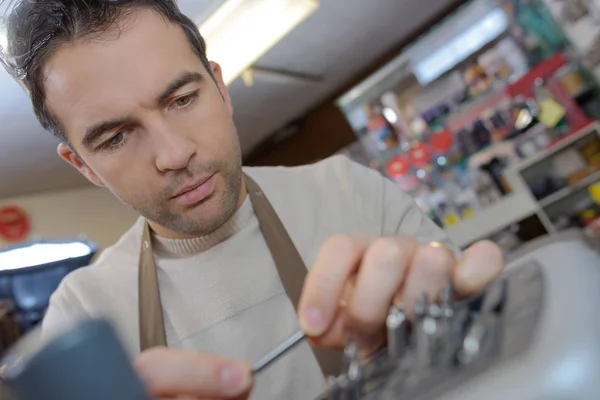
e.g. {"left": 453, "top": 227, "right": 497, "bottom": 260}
{"left": 538, "top": 169, "right": 600, "bottom": 208}
{"left": 445, "top": 191, "right": 540, "bottom": 248}
{"left": 514, "top": 122, "right": 599, "bottom": 173}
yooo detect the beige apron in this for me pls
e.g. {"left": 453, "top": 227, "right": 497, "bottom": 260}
{"left": 137, "top": 173, "right": 342, "bottom": 376}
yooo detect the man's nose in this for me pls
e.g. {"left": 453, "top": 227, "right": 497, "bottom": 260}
{"left": 153, "top": 128, "right": 195, "bottom": 172}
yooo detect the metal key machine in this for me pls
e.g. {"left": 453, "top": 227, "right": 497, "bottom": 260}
{"left": 1, "top": 233, "right": 599, "bottom": 400}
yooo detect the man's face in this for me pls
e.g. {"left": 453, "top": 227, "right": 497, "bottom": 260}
{"left": 44, "top": 9, "right": 244, "bottom": 238}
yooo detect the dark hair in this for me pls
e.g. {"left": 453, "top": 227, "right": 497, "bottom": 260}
{"left": 7, "top": 0, "right": 211, "bottom": 142}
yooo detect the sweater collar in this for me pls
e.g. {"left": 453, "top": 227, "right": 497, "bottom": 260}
{"left": 150, "top": 196, "right": 254, "bottom": 257}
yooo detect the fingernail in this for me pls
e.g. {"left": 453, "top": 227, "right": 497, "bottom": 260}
{"left": 300, "top": 307, "right": 325, "bottom": 336}
{"left": 220, "top": 363, "right": 251, "bottom": 394}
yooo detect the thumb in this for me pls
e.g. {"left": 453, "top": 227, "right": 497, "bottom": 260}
{"left": 135, "top": 347, "right": 253, "bottom": 399}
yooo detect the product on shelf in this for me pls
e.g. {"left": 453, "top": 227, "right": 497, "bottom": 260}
{"left": 555, "top": 64, "right": 587, "bottom": 98}
{"left": 552, "top": 148, "right": 588, "bottom": 179}
{"left": 513, "top": 124, "right": 555, "bottom": 158}
{"left": 495, "top": 36, "right": 530, "bottom": 81}
{"left": 532, "top": 77, "right": 569, "bottom": 131}
{"left": 399, "top": 102, "right": 428, "bottom": 138}
{"left": 462, "top": 63, "right": 492, "bottom": 98}
{"left": 407, "top": 142, "right": 431, "bottom": 168}
{"left": 381, "top": 91, "right": 412, "bottom": 143}
{"left": 453, "top": 185, "right": 481, "bottom": 219}
{"left": 428, "top": 129, "right": 462, "bottom": 166}
{"left": 479, "top": 156, "right": 511, "bottom": 195}
{"left": 510, "top": 95, "right": 538, "bottom": 131}
{"left": 470, "top": 168, "right": 503, "bottom": 207}
{"left": 384, "top": 155, "right": 422, "bottom": 192}
{"left": 365, "top": 105, "right": 399, "bottom": 152}
{"left": 580, "top": 134, "right": 600, "bottom": 166}
{"left": 428, "top": 189, "right": 462, "bottom": 228}
{"left": 478, "top": 46, "right": 513, "bottom": 82}
{"left": 386, "top": 156, "right": 409, "bottom": 179}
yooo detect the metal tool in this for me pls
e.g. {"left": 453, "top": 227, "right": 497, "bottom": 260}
{"left": 345, "top": 341, "right": 364, "bottom": 400}
{"left": 440, "top": 282, "right": 454, "bottom": 318}
{"left": 414, "top": 293, "right": 431, "bottom": 371}
{"left": 251, "top": 330, "right": 306, "bottom": 374}
{"left": 386, "top": 304, "right": 407, "bottom": 367}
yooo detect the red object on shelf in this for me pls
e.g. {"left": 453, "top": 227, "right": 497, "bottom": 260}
{"left": 429, "top": 130, "right": 454, "bottom": 154}
{"left": 386, "top": 156, "right": 409, "bottom": 179}
{"left": 505, "top": 52, "right": 592, "bottom": 133}
{"left": 408, "top": 142, "right": 431, "bottom": 167}
{"left": 367, "top": 115, "right": 389, "bottom": 131}
{"left": 0, "top": 206, "right": 30, "bottom": 242}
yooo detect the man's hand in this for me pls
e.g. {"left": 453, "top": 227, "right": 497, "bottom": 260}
{"left": 298, "top": 236, "right": 504, "bottom": 352}
{"left": 135, "top": 347, "right": 253, "bottom": 399}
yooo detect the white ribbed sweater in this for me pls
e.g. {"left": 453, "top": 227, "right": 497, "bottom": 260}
{"left": 41, "top": 155, "right": 453, "bottom": 400}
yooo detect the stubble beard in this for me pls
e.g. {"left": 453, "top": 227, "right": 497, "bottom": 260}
{"left": 118, "top": 147, "right": 244, "bottom": 238}
{"left": 158, "top": 154, "right": 243, "bottom": 237}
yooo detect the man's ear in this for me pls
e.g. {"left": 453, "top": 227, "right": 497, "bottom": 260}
{"left": 209, "top": 61, "right": 233, "bottom": 116}
{"left": 57, "top": 143, "right": 106, "bottom": 188}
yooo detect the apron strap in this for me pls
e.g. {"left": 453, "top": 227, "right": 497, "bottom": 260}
{"left": 138, "top": 222, "right": 167, "bottom": 350}
{"left": 243, "top": 174, "right": 342, "bottom": 377}
{"left": 138, "top": 173, "right": 342, "bottom": 377}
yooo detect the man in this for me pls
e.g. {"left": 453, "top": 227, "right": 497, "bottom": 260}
{"left": 3, "top": 1, "right": 503, "bottom": 399}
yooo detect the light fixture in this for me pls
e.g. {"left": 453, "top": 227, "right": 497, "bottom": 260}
{"left": 199, "top": 0, "right": 319, "bottom": 86}
{"left": 0, "top": 242, "right": 94, "bottom": 271}
{"left": 413, "top": 8, "right": 509, "bottom": 84}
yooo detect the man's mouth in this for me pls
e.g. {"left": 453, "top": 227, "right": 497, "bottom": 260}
{"left": 171, "top": 174, "right": 216, "bottom": 206}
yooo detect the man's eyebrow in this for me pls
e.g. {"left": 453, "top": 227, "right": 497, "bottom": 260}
{"left": 155, "top": 71, "right": 203, "bottom": 105}
{"left": 82, "top": 116, "right": 135, "bottom": 148}
{"left": 80, "top": 72, "right": 203, "bottom": 148}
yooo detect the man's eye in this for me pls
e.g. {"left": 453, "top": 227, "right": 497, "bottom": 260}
{"left": 172, "top": 92, "right": 198, "bottom": 109}
{"left": 99, "top": 132, "right": 127, "bottom": 150}
{"left": 108, "top": 132, "right": 125, "bottom": 146}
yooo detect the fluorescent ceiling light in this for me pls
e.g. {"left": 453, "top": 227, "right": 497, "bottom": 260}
{"left": 0, "top": 242, "right": 93, "bottom": 271}
{"left": 199, "top": 0, "right": 319, "bottom": 86}
{"left": 413, "top": 8, "right": 509, "bottom": 85}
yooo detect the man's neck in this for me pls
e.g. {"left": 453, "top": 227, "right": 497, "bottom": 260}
{"left": 149, "top": 175, "right": 248, "bottom": 240}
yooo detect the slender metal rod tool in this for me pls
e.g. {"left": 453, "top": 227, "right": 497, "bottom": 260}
{"left": 252, "top": 330, "right": 306, "bottom": 373}
{"left": 386, "top": 304, "right": 408, "bottom": 367}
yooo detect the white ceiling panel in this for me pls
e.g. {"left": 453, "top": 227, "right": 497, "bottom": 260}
{"left": 0, "top": 0, "right": 460, "bottom": 198}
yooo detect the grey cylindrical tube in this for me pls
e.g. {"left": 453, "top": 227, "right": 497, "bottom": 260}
{"left": 1, "top": 318, "right": 149, "bottom": 400}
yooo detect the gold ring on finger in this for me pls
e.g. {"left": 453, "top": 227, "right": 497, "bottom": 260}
{"left": 426, "top": 241, "right": 456, "bottom": 260}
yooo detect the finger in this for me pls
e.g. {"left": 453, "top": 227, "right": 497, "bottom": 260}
{"left": 308, "top": 277, "right": 356, "bottom": 348}
{"left": 347, "top": 237, "right": 418, "bottom": 335}
{"left": 400, "top": 243, "right": 455, "bottom": 319}
{"left": 453, "top": 240, "right": 504, "bottom": 297}
{"left": 306, "top": 306, "right": 347, "bottom": 349}
{"left": 299, "top": 235, "right": 371, "bottom": 336}
{"left": 310, "top": 276, "right": 387, "bottom": 353}
{"left": 135, "top": 347, "right": 252, "bottom": 399}
{"left": 308, "top": 312, "right": 386, "bottom": 359}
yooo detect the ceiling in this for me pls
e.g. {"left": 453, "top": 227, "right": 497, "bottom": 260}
{"left": 0, "top": 0, "right": 458, "bottom": 199}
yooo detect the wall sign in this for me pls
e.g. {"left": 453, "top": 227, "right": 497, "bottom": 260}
{"left": 0, "top": 206, "right": 30, "bottom": 242}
